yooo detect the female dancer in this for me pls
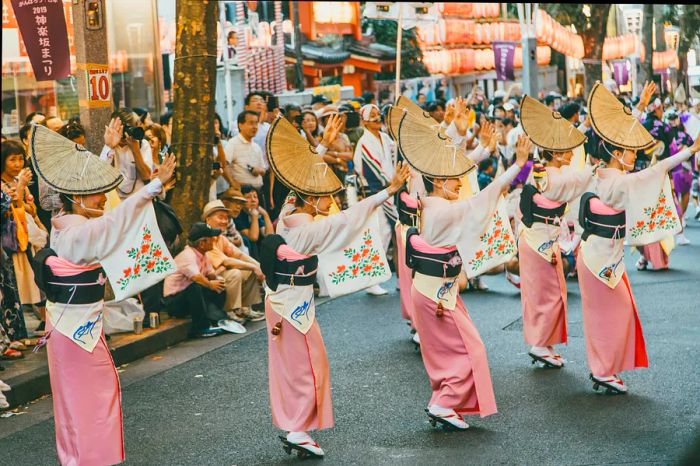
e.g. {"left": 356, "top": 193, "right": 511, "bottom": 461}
{"left": 30, "top": 123, "right": 175, "bottom": 465}
{"left": 396, "top": 107, "right": 532, "bottom": 429}
{"left": 579, "top": 83, "right": 700, "bottom": 393}
{"left": 517, "top": 96, "right": 592, "bottom": 368}
{"left": 262, "top": 114, "right": 409, "bottom": 457}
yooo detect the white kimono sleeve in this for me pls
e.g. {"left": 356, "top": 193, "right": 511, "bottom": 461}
{"left": 53, "top": 179, "right": 163, "bottom": 264}
{"left": 284, "top": 190, "right": 390, "bottom": 255}
{"left": 542, "top": 165, "right": 595, "bottom": 203}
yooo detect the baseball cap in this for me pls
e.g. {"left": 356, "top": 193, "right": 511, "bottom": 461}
{"left": 188, "top": 222, "right": 222, "bottom": 242}
{"left": 503, "top": 102, "right": 514, "bottom": 112}
{"left": 201, "top": 200, "right": 230, "bottom": 220}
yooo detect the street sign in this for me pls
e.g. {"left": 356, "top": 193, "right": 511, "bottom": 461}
{"left": 83, "top": 63, "right": 111, "bottom": 107}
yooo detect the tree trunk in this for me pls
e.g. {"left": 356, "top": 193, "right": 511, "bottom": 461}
{"left": 581, "top": 5, "right": 610, "bottom": 96}
{"left": 639, "top": 3, "right": 654, "bottom": 86}
{"left": 170, "top": 0, "right": 219, "bottom": 231}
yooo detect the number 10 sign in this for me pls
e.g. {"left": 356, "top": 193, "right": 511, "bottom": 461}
{"left": 84, "top": 64, "right": 111, "bottom": 108}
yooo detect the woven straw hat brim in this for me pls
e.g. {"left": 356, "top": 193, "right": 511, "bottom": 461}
{"left": 520, "top": 95, "right": 586, "bottom": 152}
{"left": 30, "top": 125, "right": 123, "bottom": 195}
{"left": 587, "top": 82, "right": 654, "bottom": 150}
{"left": 397, "top": 111, "right": 475, "bottom": 178}
{"left": 387, "top": 96, "right": 435, "bottom": 139}
{"left": 265, "top": 116, "right": 342, "bottom": 196}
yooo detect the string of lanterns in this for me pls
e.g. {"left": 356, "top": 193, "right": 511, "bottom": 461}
{"left": 418, "top": 8, "right": 584, "bottom": 60}
{"left": 423, "top": 46, "right": 551, "bottom": 75}
{"left": 602, "top": 34, "right": 679, "bottom": 70}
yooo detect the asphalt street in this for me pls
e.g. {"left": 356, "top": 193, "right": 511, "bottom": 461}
{"left": 2, "top": 221, "right": 699, "bottom": 465}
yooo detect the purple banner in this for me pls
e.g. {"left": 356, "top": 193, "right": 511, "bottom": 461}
{"left": 612, "top": 60, "right": 629, "bottom": 87}
{"left": 10, "top": 0, "right": 70, "bottom": 81}
{"left": 493, "top": 41, "right": 516, "bottom": 81}
{"left": 654, "top": 68, "right": 669, "bottom": 94}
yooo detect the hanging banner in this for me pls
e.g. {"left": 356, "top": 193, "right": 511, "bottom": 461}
{"left": 493, "top": 41, "right": 516, "bottom": 81}
{"left": 10, "top": 0, "right": 71, "bottom": 81}
{"left": 612, "top": 60, "right": 629, "bottom": 87}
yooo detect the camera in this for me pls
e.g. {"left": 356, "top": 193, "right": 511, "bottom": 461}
{"left": 212, "top": 162, "right": 221, "bottom": 170}
{"left": 124, "top": 124, "right": 145, "bottom": 142}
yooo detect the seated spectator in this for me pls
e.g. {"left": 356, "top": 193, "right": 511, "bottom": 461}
{"left": 219, "top": 188, "right": 248, "bottom": 253}
{"left": 202, "top": 200, "right": 264, "bottom": 323}
{"left": 235, "top": 186, "right": 273, "bottom": 260}
{"left": 477, "top": 158, "right": 496, "bottom": 190}
{"left": 223, "top": 110, "right": 266, "bottom": 191}
{"left": 163, "top": 223, "right": 246, "bottom": 338}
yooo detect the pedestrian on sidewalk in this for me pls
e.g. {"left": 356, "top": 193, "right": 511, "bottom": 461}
{"left": 396, "top": 99, "right": 533, "bottom": 430}
{"left": 579, "top": 82, "right": 700, "bottom": 394}
{"left": 28, "top": 124, "right": 176, "bottom": 466}
{"left": 262, "top": 114, "right": 409, "bottom": 458}
{"left": 163, "top": 222, "right": 247, "bottom": 337}
{"left": 516, "top": 95, "right": 593, "bottom": 369}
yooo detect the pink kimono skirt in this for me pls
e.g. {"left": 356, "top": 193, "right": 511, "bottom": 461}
{"left": 395, "top": 223, "right": 414, "bottom": 323}
{"left": 46, "top": 320, "right": 124, "bottom": 466}
{"left": 265, "top": 298, "right": 334, "bottom": 432}
{"left": 640, "top": 242, "right": 669, "bottom": 270}
{"left": 577, "top": 261, "right": 649, "bottom": 377}
{"left": 518, "top": 239, "right": 568, "bottom": 346}
{"left": 410, "top": 287, "right": 497, "bottom": 417}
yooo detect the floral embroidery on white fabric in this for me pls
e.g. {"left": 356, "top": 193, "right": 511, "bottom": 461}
{"left": 116, "top": 226, "right": 173, "bottom": 291}
{"left": 628, "top": 191, "right": 679, "bottom": 239}
{"left": 468, "top": 212, "right": 516, "bottom": 272}
{"left": 327, "top": 229, "right": 386, "bottom": 284}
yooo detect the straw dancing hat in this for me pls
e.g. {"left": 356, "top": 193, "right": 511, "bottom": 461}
{"left": 520, "top": 95, "right": 586, "bottom": 152}
{"left": 396, "top": 107, "right": 475, "bottom": 179}
{"left": 265, "top": 116, "right": 342, "bottom": 196}
{"left": 587, "top": 82, "right": 654, "bottom": 150}
{"left": 29, "top": 124, "right": 123, "bottom": 195}
{"left": 386, "top": 96, "right": 435, "bottom": 139}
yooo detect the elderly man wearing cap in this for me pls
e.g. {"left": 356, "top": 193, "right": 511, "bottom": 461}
{"left": 202, "top": 199, "right": 265, "bottom": 323}
{"left": 163, "top": 222, "right": 247, "bottom": 337}
{"left": 352, "top": 104, "right": 397, "bottom": 296}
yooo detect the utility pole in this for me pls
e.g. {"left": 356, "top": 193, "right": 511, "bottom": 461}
{"left": 292, "top": 1, "right": 304, "bottom": 91}
{"left": 72, "top": 0, "right": 112, "bottom": 153}
{"left": 517, "top": 3, "right": 539, "bottom": 97}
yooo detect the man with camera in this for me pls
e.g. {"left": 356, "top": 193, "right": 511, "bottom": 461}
{"left": 100, "top": 108, "right": 154, "bottom": 200}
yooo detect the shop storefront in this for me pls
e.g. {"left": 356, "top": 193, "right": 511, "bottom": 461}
{"left": 2, "top": 0, "right": 162, "bottom": 135}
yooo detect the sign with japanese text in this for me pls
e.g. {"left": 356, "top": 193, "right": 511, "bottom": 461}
{"left": 83, "top": 63, "right": 111, "bottom": 107}
{"left": 493, "top": 41, "right": 516, "bottom": 81}
{"left": 10, "top": 0, "right": 70, "bottom": 81}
